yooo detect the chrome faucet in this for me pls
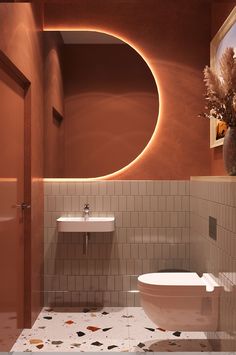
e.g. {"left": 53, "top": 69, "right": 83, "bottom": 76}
{"left": 83, "top": 203, "right": 90, "bottom": 219}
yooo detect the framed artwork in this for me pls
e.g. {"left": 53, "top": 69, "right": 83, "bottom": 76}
{"left": 210, "top": 6, "right": 236, "bottom": 148}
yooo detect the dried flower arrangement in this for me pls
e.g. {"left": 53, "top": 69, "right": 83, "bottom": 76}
{"left": 200, "top": 47, "right": 236, "bottom": 127}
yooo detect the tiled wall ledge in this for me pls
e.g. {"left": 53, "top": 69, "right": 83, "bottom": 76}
{"left": 191, "top": 176, "right": 236, "bottom": 182}
{"left": 190, "top": 178, "right": 236, "bottom": 208}
{"left": 44, "top": 180, "right": 190, "bottom": 307}
{"left": 43, "top": 175, "right": 236, "bottom": 183}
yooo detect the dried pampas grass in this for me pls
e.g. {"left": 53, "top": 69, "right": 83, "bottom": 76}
{"left": 203, "top": 66, "right": 224, "bottom": 99}
{"left": 200, "top": 47, "right": 236, "bottom": 127}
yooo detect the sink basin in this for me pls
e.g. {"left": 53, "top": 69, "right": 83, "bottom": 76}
{"left": 57, "top": 216, "right": 115, "bottom": 233}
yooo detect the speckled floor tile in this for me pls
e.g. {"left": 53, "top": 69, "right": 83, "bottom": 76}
{"left": 78, "top": 339, "right": 131, "bottom": 352}
{"left": 11, "top": 307, "right": 213, "bottom": 352}
{"left": 126, "top": 307, "right": 168, "bottom": 342}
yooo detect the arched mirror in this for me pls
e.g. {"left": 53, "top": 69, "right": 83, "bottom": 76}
{"left": 44, "top": 31, "right": 159, "bottom": 178}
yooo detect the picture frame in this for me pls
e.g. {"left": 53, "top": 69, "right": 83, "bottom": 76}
{"left": 210, "top": 6, "right": 236, "bottom": 148}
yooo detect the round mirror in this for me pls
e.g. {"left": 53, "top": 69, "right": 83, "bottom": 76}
{"left": 45, "top": 31, "right": 159, "bottom": 178}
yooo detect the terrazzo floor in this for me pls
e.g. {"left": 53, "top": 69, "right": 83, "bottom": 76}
{"left": 11, "top": 307, "right": 212, "bottom": 352}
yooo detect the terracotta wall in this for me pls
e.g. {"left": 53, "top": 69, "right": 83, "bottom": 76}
{"left": 44, "top": 0, "right": 211, "bottom": 180}
{"left": 210, "top": 1, "right": 236, "bottom": 176}
{"left": 44, "top": 31, "right": 64, "bottom": 177}
{"left": 0, "top": 0, "right": 44, "bottom": 334}
{"left": 63, "top": 44, "right": 157, "bottom": 178}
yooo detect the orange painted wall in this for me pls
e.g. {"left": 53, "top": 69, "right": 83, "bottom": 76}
{"left": 0, "top": 1, "right": 44, "bottom": 336}
{"left": 210, "top": 1, "right": 236, "bottom": 176}
{"left": 63, "top": 44, "right": 158, "bottom": 178}
{"left": 44, "top": 0, "right": 212, "bottom": 179}
{"left": 44, "top": 31, "right": 65, "bottom": 177}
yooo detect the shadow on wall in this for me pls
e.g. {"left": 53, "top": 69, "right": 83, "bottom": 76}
{"left": 62, "top": 42, "right": 159, "bottom": 179}
{"left": 44, "top": 33, "right": 65, "bottom": 178}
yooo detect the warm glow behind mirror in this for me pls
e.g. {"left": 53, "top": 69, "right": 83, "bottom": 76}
{"left": 44, "top": 31, "right": 159, "bottom": 179}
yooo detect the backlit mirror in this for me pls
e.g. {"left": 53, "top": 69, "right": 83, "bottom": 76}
{"left": 44, "top": 31, "right": 159, "bottom": 178}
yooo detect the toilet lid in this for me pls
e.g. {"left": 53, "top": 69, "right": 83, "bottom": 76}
{"left": 138, "top": 272, "right": 206, "bottom": 286}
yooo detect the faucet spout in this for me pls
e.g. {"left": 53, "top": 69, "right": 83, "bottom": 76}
{"left": 83, "top": 203, "right": 90, "bottom": 219}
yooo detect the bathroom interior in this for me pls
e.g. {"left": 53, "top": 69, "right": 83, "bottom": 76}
{"left": 0, "top": 0, "right": 236, "bottom": 352}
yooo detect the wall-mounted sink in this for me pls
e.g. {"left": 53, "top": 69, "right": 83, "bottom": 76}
{"left": 57, "top": 216, "right": 115, "bottom": 233}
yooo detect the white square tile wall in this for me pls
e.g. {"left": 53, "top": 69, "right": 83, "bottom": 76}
{"left": 190, "top": 179, "right": 236, "bottom": 351}
{"left": 44, "top": 180, "right": 190, "bottom": 307}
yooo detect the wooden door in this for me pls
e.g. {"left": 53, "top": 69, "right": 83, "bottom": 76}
{"left": 0, "top": 51, "right": 30, "bottom": 351}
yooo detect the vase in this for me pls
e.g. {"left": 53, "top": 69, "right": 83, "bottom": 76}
{"left": 223, "top": 126, "right": 236, "bottom": 176}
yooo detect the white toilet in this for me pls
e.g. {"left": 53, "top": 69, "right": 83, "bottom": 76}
{"left": 138, "top": 272, "right": 222, "bottom": 331}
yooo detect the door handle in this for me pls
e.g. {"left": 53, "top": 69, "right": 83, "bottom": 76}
{"left": 15, "top": 203, "right": 31, "bottom": 210}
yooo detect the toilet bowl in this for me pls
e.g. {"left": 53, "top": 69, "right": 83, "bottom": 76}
{"left": 138, "top": 272, "right": 222, "bottom": 331}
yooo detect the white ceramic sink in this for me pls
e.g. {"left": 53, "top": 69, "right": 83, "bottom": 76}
{"left": 57, "top": 216, "right": 115, "bottom": 233}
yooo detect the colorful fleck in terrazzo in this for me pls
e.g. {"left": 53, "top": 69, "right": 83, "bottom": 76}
{"left": 11, "top": 307, "right": 212, "bottom": 352}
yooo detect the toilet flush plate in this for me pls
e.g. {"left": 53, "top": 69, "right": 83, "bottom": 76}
{"left": 57, "top": 216, "right": 115, "bottom": 233}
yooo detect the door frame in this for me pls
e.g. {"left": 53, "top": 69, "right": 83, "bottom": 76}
{"left": 0, "top": 50, "right": 31, "bottom": 328}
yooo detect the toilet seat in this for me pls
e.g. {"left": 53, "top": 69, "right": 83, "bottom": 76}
{"left": 138, "top": 272, "right": 204, "bottom": 286}
{"left": 138, "top": 272, "right": 221, "bottom": 296}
